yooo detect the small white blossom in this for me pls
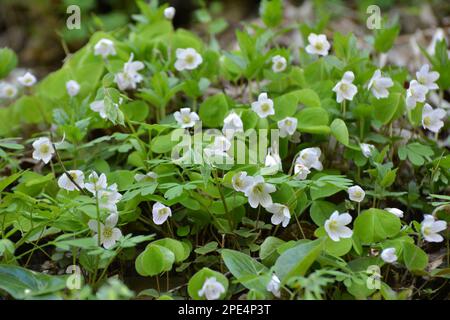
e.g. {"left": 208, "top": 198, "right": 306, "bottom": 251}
{"left": 385, "top": 208, "right": 404, "bottom": 218}
{"left": 0, "top": 83, "right": 18, "bottom": 98}
{"left": 198, "top": 277, "right": 226, "bottom": 300}
{"left": 360, "top": 143, "right": 375, "bottom": 158}
{"left": 174, "top": 107, "right": 199, "bottom": 128}
{"left": 90, "top": 100, "right": 107, "bottom": 119}
{"left": 97, "top": 184, "right": 122, "bottom": 211}
{"left": 244, "top": 175, "right": 276, "bottom": 209}
{"left": 381, "top": 248, "right": 397, "bottom": 263}
{"left": 204, "top": 135, "right": 233, "bottom": 165}
{"left": 164, "top": 7, "right": 175, "bottom": 20}
{"left": 405, "top": 80, "right": 428, "bottom": 110}
{"left": 58, "top": 170, "right": 85, "bottom": 191}
{"left": 416, "top": 64, "right": 439, "bottom": 91}
{"left": 324, "top": 211, "right": 353, "bottom": 242}
{"left": 32, "top": 137, "right": 54, "bottom": 164}
{"left": 271, "top": 55, "right": 287, "bottom": 73}
{"left": 266, "top": 203, "right": 291, "bottom": 227}
{"left": 348, "top": 185, "right": 365, "bottom": 203}
{"left": 85, "top": 172, "right": 108, "bottom": 194}
{"left": 266, "top": 274, "right": 281, "bottom": 298}
{"left": 264, "top": 148, "right": 282, "bottom": 172}
{"left": 222, "top": 111, "right": 244, "bottom": 138}
{"left": 251, "top": 92, "right": 275, "bottom": 119}
{"left": 88, "top": 213, "right": 122, "bottom": 249}
{"left": 135, "top": 171, "right": 158, "bottom": 183}
{"left": 421, "top": 214, "right": 447, "bottom": 243}
{"left": 114, "top": 54, "right": 144, "bottom": 91}
{"left": 295, "top": 147, "right": 323, "bottom": 171}
{"left": 152, "top": 202, "right": 172, "bottom": 225}
{"left": 94, "top": 38, "right": 116, "bottom": 59}
{"left": 277, "top": 117, "right": 297, "bottom": 138}
{"left": 174, "top": 48, "right": 202, "bottom": 71}
{"left": 17, "top": 72, "right": 37, "bottom": 87}
{"left": 422, "top": 103, "right": 446, "bottom": 133}
{"left": 333, "top": 71, "right": 358, "bottom": 103}
{"left": 305, "top": 33, "right": 330, "bottom": 56}
{"left": 66, "top": 80, "right": 80, "bottom": 97}
{"left": 232, "top": 171, "right": 253, "bottom": 193}
{"left": 294, "top": 163, "right": 310, "bottom": 180}
{"left": 367, "top": 69, "right": 393, "bottom": 99}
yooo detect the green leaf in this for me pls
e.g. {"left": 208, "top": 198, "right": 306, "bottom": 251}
{"left": 330, "top": 118, "right": 349, "bottom": 145}
{"left": 402, "top": 243, "right": 428, "bottom": 271}
{"left": 188, "top": 267, "right": 228, "bottom": 300}
{"left": 0, "top": 48, "right": 18, "bottom": 78}
{"left": 152, "top": 238, "right": 190, "bottom": 263}
{"left": 260, "top": 0, "right": 282, "bottom": 28}
{"left": 295, "top": 108, "right": 330, "bottom": 134}
{"left": 199, "top": 93, "right": 229, "bottom": 127}
{"left": 374, "top": 25, "right": 400, "bottom": 53}
{"left": 259, "top": 236, "right": 285, "bottom": 266}
{"left": 135, "top": 244, "right": 175, "bottom": 276}
{"left": 151, "top": 132, "right": 180, "bottom": 154}
{"left": 0, "top": 171, "right": 23, "bottom": 193}
{"left": 0, "top": 265, "right": 67, "bottom": 299}
{"left": 354, "top": 208, "right": 401, "bottom": 244}
{"left": 221, "top": 249, "right": 268, "bottom": 292}
{"left": 194, "top": 241, "right": 218, "bottom": 255}
{"left": 310, "top": 200, "right": 336, "bottom": 226}
{"left": 296, "top": 88, "right": 321, "bottom": 108}
{"left": 372, "top": 92, "right": 402, "bottom": 124}
{"left": 274, "top": 239, "right": 323, "bottom": 283}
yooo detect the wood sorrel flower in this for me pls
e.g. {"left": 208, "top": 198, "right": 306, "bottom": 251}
{"left": 175, "top": 48, "right": 202, "bottom": 71}
{"left": 324, "top": 211, "right": 353, "bottom": 242}
{"left": 251, "top": 92, "right": 275, "bottom": 119}
{"left": 305, "top": 33, "right": 330, "bottom": 56}
{"left": 198, "top": 277, "right": 225, "bottom": 300}
{"left": 32, "top": 137, "right": 54, "bottom": 164}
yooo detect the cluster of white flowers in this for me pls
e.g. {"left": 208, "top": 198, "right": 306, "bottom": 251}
{"left": 293, "top": 147, "right": 322, "bottom": 180}
{"left": 114, "top": 54, "right": 145, "bottom": 91}
{"left": 232, "top": 172, "right": 290, "bottom": 227}
{"left": 406, "top": 65, "right": 439, "bottom": 110}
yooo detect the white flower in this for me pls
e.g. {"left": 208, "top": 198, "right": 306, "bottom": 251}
{"left": 32, "top": 137, "right": 54, "bottom": 164}
{"left": 348, "top": 185, "right": 365, "bottom": 203}
{"left": 295, "top": 147, "right": 323, "bottom": 170}
{"left": 360, "top": 143, "right": 375, "bottom": 158}
{"left": 232, "top": 171, "right": 253, "bottom": 193}
{"left": 88, "top": 213, "right": 122, "bottom": 249}
{"left": 305, "top": 33, "right": 330, "bottom": 56}
{"left": 97, "top": 184, "right": 122, "bottom": 211}
{"left": 422, "top": 103, "right": 446, "bottom": 133}
{"left": 114, "top": 54, "right": 144, "bottom": 91}
{"left": 174, "top": 48, "right": 202, "bottom": 71}
{"left": 66, "top": 80, "right": 80, "bottom": 97}
{"left": 266, "top": 274, "right": 281, "bottom": 298}
{"left": 264, "top": 148, "right": 282, "bottom": 172}
{"left": 324, "top": 211, "right": 353, "bottom": 242}
{"left": 244, "top": 175, "right": 276, "bottom": 209}
{"left": 277, "top": 117, "right": 297, "bottom": 138}
{"left": 198, "top": 277, "right": 225, "bottom": 300}
{"left": 333, "top": 71, "right": 358, "bottom": 103}
{"left": 0, "top": 83, "right": 17, "bottom": 98}
{"left": 85, "top": 172, "right": 108, "bottom": 194}
{"left": 57, "top": 170, "right": 85, "bottom": 191}
{"left": 174, "top": 107, "right": 199, "bottom": 128}
{"left": 385, "top": 208, "right": 404, "bottom": 218}
{"left": 266, "top": 203, "right": 291, "bottom": 227}
{"left": 405, "top": 80, "right": 428, "bottom": 110}
{"left": 367, "top": 69, "right": 393, "bottom": 99}
{"left": 17, "top": 72, "right": 37, "bottom": 87}
{"left": 152, "top": 202, "right": 172, "bottom": 225}
{"left": 94, "top": 38, "right": 116, "bottom": 59}
{"left": 135, "top": 171, "right": 158, "bottom": 183}
{"left": 421, "top": 214, "right": 447, "bottom": 243}
{"left": 90, "top": 100, "right": 107, "bottom": 119}
{"left": 251, "top": 92, "right": 275, "bottom": 119}
{"left": 271, "top": 55, "right": 287, "bottom": 73}
{"left": 416, "top": 64, "right": 439, "bottom": 91}
{"left": 294, "top": 163, "right": 310, "bottom": 180}
{"left": 164, "top": 6, "right": 175, "bottom": 20}
{"left": 381, "top": 248, "right": 397, "bottom": 263}
{"left": 204, "top": 135, "right": 233, "bottom": 165}
{"left": 222, "top": 111, "right": 244, "bottom": 138}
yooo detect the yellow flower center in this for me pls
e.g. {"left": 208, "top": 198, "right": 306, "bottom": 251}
{"left": 285, "top": 120, "right": 292, "bottom": 126}
{"left": 276, "top": 61, "right": 284, "bottom": 69}
{"left": 70, "top": 172, "right": 78, "bottom": 180}
{"left": 423, "top": 226, "right": 431, "bottom": 236}
{"left": 185, "top": 54, "right": 195, "bottom": 64}
{"left": 340, "top": 83, "right": 349, "bottom": 92}
{"left": 314, "top": 42, "right": 323, "bottom": 51}
{"left": 328, "top": 220, "right": 338, "bottom": 231}
{"left": 261, "top": 103, "right": 270, "bottom": 112}
{"left": 423, "top": 116, "right": 431, "bottom": 126}
{"left": 183, "top": 115, "right": 191, "bottom": 123}
{"left": 40, "top": 144, "right": 50, "bottom": 154}
{"left": 103, "top": 227, "right": 113, "bottom": 238}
